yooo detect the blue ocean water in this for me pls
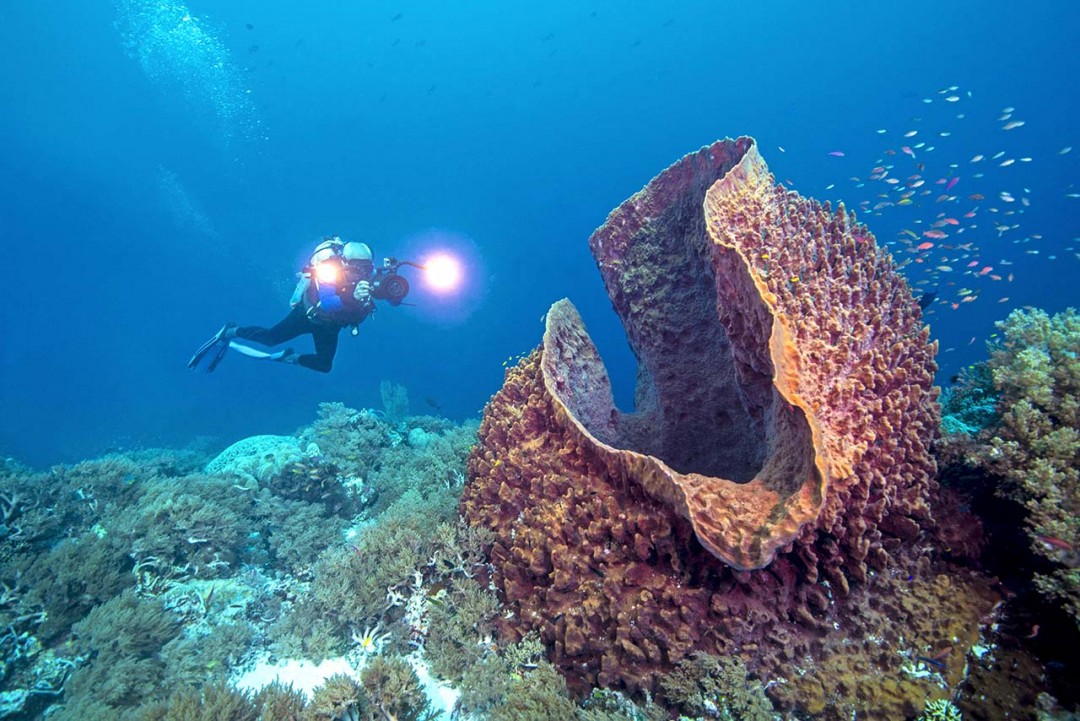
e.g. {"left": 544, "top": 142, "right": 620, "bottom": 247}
{"left": 1, "top": 0, "right": 1077, "bottom": 468}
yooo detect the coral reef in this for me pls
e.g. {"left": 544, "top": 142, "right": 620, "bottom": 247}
{"left": 0, "top": 401, "right": 488, "bottom": 720}
{"left": 460, "top": 138, "right": 960, "bottom": 717}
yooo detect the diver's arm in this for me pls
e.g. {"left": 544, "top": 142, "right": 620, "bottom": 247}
{"left": 290, "top": 276, "right": 311, "bottom": 308}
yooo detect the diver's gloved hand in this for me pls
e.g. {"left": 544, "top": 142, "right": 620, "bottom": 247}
{"left": 353, "top": 280, "right": 372, "bottom": 303}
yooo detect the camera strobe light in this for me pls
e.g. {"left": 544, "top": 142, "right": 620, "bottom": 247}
{"left": 424, "top": 253, "right": 462, "bottom": 292}
{"left": 315, "top": 263, "right": 340, "bottom": 285}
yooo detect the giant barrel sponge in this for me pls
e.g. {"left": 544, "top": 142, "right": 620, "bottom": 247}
{"left": 461, "top": 137, "right": 940, "bottom": 694}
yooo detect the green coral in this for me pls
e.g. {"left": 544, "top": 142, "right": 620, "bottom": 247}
{"left": 359, "top": 656, "right": 434, "bottom": 721}
{"left": 578, "top": 688, "right": 667, "bottom": 721}
{"left": 159, "top": 617, "right": 255, "bottom": 689}
{"left": 424, "top": 573, "right": 501, "bottom": 684}
{"left": 21, "top": 530, "right": 133, "bottom": 642}
{"left": 261, "top": 497, "right": 347, "bottom": 576}
{"left": 62, "top": 591, "right": 180, "bottom": 711}
{"left": 367, "top": 422, "right": 478, "bottom": 512}
{"left": 133, "top": 682, "right": 258, "bottom": 721}
{"left": 658, "top": 652, "right": 775, "bottom": 721}
{"left": 298, "top": 402, "right": 391, "bottom": 478}
{"left": 254, "top": 681, "right": 307, "bottom": 720}
{"left": 918, "top": 698, "right": 963, "bottom": 721}
{"left": 1, "top": 406, "right": 484, "bottom": 719}
{"left": 972, "top": 308, "right": 1080, "bottom": 627}
{"left": 308, "top": 673, "right": 364, "bottom": 720}
{"left": 268, "top": 458, "right": 362, "bottom": 516}
{"left": 271, "top": 489, "right": 457, "bottom": 659}
{"left": 487, "top": 662, "right": 580, "bottom": 721}
{"left": 117, "top": 475, "right": 253, "bottom": 581}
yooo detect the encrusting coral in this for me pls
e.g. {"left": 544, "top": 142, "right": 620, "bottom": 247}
{"left": 460, "top": 138, "right": 991, "bottom": 718}
{"left": 205, "top": 435, "right": 308, "bottom": 487}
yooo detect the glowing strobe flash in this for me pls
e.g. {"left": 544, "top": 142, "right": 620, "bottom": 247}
{"left": 423, "top": 253, "right": 462, "bottom": 293}
{"left": 315, "top": 263, "right": 340, "bottom": 285}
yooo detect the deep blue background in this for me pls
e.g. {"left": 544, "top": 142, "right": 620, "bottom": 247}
{"left": 2, "top": 1, "right": 1077, "bottom": 467}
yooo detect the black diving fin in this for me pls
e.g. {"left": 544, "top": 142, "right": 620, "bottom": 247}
{"left": 187, "top": 323, "right": 237, "bottom": 372}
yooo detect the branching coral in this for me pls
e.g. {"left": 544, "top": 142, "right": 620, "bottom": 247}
{"left": 918, "top": 698, "right": 963, "bottom": 721}
{"left": 270, "top": 491, "right": 459, "bottom": 659}
{"left": 970, "top": 308, "right": 1080, "bottom": 626}
{"left": 299, "top": 402, "right": 391, "bottom": 478}
{"left": 118, "top": 475, "right": 252, "bottom": 582}
{"left": 359, "top": 656, "right": 432, "bottom": 721}
{"left": 309, "top": 673, "right": 364, "bottom": 720}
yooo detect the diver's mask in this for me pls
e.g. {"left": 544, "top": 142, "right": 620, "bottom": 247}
{"left": 344, "top": 258, "right": 374, "bottom": 280}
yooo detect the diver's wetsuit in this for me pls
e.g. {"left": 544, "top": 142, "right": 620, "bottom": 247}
{"left": 236, "top": 306, "right": 340, "bottom": 373}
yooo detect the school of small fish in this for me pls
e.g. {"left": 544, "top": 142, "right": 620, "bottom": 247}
{"left": 818, "top": 85, "right": 1076, "bottom": 318}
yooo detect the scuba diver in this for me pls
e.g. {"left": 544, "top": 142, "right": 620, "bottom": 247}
{"left": 189, "top": 236, "right": 388, "bottom": 374}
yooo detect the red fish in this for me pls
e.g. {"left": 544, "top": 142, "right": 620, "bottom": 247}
{"left": 922, "top": 230, "right": 948, "bottom": 240}
{"left": 916, "top": 241, "right": 935, "bottom": 250}
{"left": 943, "top": 218, "right": 960, "bottom": 225}
{"left": 946, "top": 176, "right": 960, "bottom": 191}
{"left": 1038, "top": 535, "right": 1073, "bottom": 551}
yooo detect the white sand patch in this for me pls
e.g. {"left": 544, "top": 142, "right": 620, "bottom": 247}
{"left": 230, "top": 651, "right": 461, "bottom": 719}
{"left": 407, "top": 651, "right": 461, "bottom": 719}
{"left": 231, "top": 653, "right": 359, "bottom": 700}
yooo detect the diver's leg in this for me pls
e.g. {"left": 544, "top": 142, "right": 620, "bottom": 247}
{"left": 297, "top": 325, "right": 340, "bottom": 373}
{"left": 236, "top": 306, "right": 308, "bottom": 347}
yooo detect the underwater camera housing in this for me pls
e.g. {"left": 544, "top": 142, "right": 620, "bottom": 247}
{"left": 371, "top": 257, "right": 422, "bottom": 306}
